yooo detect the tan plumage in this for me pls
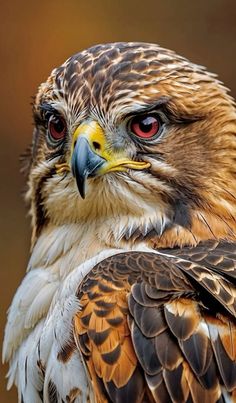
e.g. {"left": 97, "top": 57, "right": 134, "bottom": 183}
{"left": 3, "top": 42, "right": 236, "bottom": 402}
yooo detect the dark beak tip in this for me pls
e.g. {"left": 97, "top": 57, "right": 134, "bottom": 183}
{"left": 78, "top": 184, "right": 86, "bottom": 199}
{"left": 74, "top": 168, "right": 87, "bottom": 199}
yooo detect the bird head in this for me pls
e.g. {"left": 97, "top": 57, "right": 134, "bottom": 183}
{"left": 25, "top": 43, "right": 236, "bottom": 247}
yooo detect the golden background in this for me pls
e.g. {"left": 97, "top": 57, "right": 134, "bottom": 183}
{"left": 1, "top": 0, "right": 236, "bottom": 401}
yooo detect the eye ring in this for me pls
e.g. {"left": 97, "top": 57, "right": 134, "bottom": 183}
{"left": 129, "top": 114, "right": 162, "bottom": 140}
{"left": 48, "top": 115, "right": 67, "bottom": 143}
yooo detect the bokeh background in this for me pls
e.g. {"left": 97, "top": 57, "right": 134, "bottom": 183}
{"left": 1, "top": 0, "right": 236, "bottom": 400}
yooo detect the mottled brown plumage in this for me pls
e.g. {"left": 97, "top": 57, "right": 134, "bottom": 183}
{"left": 3, "top": 42, "right": 236, "bottom": 402}
{"left": 75, "top": 243, "right": 236, "bottom": 402}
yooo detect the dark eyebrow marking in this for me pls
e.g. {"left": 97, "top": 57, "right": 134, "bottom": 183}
{"left": 36, "top": 103, "right": 66, "bottom": 126}
{"left": 33, "top": 103, "right": 62, "bottom": 127}
{"left": 125, "top": 95, "right": 204, "bottom": 124}
{"left": 124, "top": 96, "right": 171, "bottom": 118}
{"left": 39, "top": 103, "right": 59, "bottom": 115}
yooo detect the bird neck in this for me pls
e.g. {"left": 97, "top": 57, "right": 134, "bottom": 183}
{"left": 28, "top": 220, "right": 150, "bottom": 278}
{"left": 29, "top": 201, "right": 236, "bottom": 279}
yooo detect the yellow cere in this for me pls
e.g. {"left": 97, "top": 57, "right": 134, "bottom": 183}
{"left": 72, "top": 121, "right": 110, "bottom": 160}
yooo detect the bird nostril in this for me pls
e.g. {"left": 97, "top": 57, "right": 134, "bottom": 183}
{"left": 92, "top": 141, "right": 101, "bottom": 151}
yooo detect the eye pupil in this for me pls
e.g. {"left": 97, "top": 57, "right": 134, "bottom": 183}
{"left": 54, "top": 119, "right": 63, "bottom": 132}
{"left": 140, "top": 118, "right": 154, "bottom": 132}
{"left": 130, "top": 115, "right": 160, "bottom": 139}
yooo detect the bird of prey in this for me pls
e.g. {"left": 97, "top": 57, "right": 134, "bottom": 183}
{"left": 3, "top": 42, "right": 236, "bottom": 403}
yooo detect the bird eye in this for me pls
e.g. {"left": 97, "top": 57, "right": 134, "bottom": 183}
{"left": 48, "top": 115, "right": 66, "bottom": 141}
{"left": 130, "top": 114, "right": 161, "bottom": 139}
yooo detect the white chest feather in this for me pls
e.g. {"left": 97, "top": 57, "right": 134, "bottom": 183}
{"left": 3, "top": 223, "right": 153, "bottom": 402}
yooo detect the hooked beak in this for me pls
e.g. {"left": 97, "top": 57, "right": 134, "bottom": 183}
{"left": 71, "top": 136, "right": 105, "bottom": 199}
{"left": 71, "top": 121, "right": 150, "bottom": 198}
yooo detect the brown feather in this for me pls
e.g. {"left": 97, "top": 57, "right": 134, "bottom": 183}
{"left": 74, "top": 247, "right": 236, "bottom": 401}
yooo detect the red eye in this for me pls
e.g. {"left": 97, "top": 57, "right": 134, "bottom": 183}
{"left": 130, "top": 115, "right": 160, "bottom": 139}
{"left": 48, "top": 115, "right": 66, "bottom": 140}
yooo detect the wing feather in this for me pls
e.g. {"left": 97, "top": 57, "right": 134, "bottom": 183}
{"left": 73, "top": 242, "right": 236, "bottom": 402}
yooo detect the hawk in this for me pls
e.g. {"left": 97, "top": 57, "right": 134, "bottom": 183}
{"left": 3, "top": 42, "right": 236, "bottom": 403}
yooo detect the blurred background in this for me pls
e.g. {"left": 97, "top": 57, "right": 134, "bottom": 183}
{"left": 1, "top": 0, "right": 236, "bottom": 400}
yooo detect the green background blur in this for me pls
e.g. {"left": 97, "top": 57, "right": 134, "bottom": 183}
{"left": 1, "top": 1, "right": 236, "bottom": 401}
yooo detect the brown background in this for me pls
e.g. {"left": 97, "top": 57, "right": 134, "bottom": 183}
{"left": 1, "top": 0, "right": 236, "bottom": 401}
